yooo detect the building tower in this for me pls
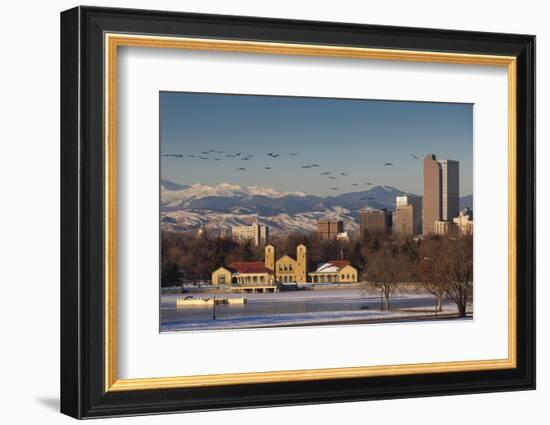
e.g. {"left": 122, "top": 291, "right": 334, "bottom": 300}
{"left": 423, "top": 154, "right": 460, "bottom": 235}
{"left": 440, "top": 160, "right": 460, "bottom": 221}
{"left": 317, "top": 219, "right": 344, "bottom": 240}
{"left": 359, "top": 209, "right": 392, "bottom": 236}
{"left": 423, "top": 154, "right": 441, "bottom": 235}
{"left": 395, "top": 195, "right": 422, "bottom": 235}
{"left": 264, "top": 244, "right": 275, "bottom": 272}
{"left": 295, "top": 244, "right": 308, "bottom": 283}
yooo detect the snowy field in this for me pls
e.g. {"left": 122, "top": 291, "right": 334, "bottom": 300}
{"left": 160, "top": 289, "right": 471, "bottom": 332}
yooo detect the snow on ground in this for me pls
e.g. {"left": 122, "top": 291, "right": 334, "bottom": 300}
{"left": 161, "top": 289, "right": 433, "bottom": 304}
{"left": 161, "top": 305, "right": 467, "bottom": 332}
{"left": 160, "top": 289, "right": 471, "bottom": 332}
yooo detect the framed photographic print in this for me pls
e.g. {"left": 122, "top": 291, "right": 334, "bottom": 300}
{"left": 60, "top": 6, "right": 535, "bottom": 419}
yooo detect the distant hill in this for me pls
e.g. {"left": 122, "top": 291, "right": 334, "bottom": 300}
{"left": 160, "top": 180, "right": 472, "bottom": 235}
{"left": 160, "top": 179, "right": 190, "bottom": 191}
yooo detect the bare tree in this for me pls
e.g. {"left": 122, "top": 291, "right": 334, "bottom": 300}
{"left": 417, "top": 237, "right": 446, "bottom": 312}
{"left": 364, "top": 244, "right": 409, "bottom": 310}
{"left": 418, "top": 235, "right": 473, "bottom": 317}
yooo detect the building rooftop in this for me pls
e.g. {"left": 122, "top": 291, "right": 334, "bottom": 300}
{"left": 314, "top": 260, "right": 351, "bottom": 273}
{"left": 227, "top": 261, "right": 274, "bottom": 274}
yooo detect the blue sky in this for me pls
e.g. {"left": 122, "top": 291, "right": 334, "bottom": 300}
{"left": 160, "top": 92, "right": 473, "bottom": 197}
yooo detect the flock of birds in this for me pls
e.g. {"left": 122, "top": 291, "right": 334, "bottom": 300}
{"left": 162, "top": 149, "right": 421, "bottom": 197}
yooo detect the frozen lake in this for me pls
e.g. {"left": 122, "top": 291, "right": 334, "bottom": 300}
{"left": 160, "top": 289, "right": 467, "bottom": 332}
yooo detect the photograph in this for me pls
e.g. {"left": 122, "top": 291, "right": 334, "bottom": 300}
{"left": 159, "top": 92, "right": 474, "bottom": 332}
{"left": 57, "top": 5, "right": 536, "bottom": 419}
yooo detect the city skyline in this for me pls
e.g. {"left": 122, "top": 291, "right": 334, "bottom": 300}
{"left": 160, "top": 92, "right": 473, "bottom": 197}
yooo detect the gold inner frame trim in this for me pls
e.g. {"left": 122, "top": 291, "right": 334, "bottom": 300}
{"left": 104, "top": 33, "right": 517, "bottom": 392}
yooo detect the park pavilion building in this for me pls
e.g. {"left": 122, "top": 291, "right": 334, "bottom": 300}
{"left": 309, "top": 261, "right": 358, "bottom": 284}
{"left": 211, "top": 244, "right": 358, "bottom": 288}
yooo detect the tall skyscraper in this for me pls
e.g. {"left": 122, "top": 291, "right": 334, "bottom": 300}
{"left": 423, "top": 154, "right": 460, "bottom": 235}
{"left": 440, "top": 160, "right": 460, "bottom": 221}
{"left": 423, "top": 155, "right": 441, "bottom": 235}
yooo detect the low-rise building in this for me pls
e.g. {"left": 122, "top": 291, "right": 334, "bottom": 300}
{"left": 453, "top": 209, "right": 473, "bottom": 235}
{"left": 211, "top": 244, "right": 357, "bottom": 287}
{"left": 434, "top": 220, "right": 451, "bottom": 235}
{"left": 336, "top": 231, "right": 350, "bottom": 241}
{"left": 309, "top": 260, "right": 358, "bottom": 284}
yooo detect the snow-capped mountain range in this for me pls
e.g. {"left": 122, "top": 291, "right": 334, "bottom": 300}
{"left": 162, "top": 182, "right": 307, "bottom": 208}
{"left": 160, "top": 180, "right": 471, "bottom": 235}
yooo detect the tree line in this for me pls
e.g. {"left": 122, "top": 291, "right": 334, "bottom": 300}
{"left": 161, "top": 230, "right": 473, "bottom": 317}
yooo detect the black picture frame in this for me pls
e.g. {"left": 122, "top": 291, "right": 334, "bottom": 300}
{"left": 61, "top": 5, "right": 535, "bottom": 419}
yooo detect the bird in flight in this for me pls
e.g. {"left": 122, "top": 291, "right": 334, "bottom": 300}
{"left": 289, "top": 153, "right": 296, "bottom": 156}
{"left": 301, "top": 165, "right": 312, "bottom": 169}
{"left": 200, "top": 151, "right": 209, "bottom": 155}
{"left": 330, "top": 187, "right": 339, "bottom": 191}
{"left": 198, "top": 156, "right": 209, "bottom": 160}
{"left": 365, "top": 182, "right": 373, "bottom": 185}
{"left": 311, "top": 163, "right": 320, "bottom": 167}
{"left": 264, "top": 167, "right": 272, "bottom": 170}
{"left": 352, "top": 183, "right": 359, "bottom": 187}
{"left": 161, "top": 154, "right": 184, "bottom": 158}
{"left": 340, "top": 172, "right": 348, "bottom": 176}
{"left": 328, "top": 176, "right": 336, "bottom": 180}
{"left": 384, "top": 162, "right": 393, "bottom": 166}
{"left": 320, "top": 171, "right": 331, "bottom": 176}
{"left": 236, "top": 168, "right": 247, "bottom": 171}
{"left": 410, "top": 154, "right": 420, "bottom": 160}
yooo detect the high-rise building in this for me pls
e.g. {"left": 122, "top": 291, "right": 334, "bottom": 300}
{"left": 395, "top": 195, "right": 422, "bottom": 235}
{"left": 440, "top": 160, "right": 460, "bottom": 221}
{"left": 231, "top": 222, "right": 269, "bottom": 246}
{"left": 423, "top": 154, "right": 460, "bottom": 235}
{"left": 317, "top": 219, "right": 344, "bottom": 240}
{"left": 359, "top": 209, "right": 392, "bottom": 236}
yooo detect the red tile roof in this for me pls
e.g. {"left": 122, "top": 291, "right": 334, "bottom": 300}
{"left": 327, "top": 260, "right": 351, "bottom": 269}
{"left": 228, "top": 261, "right": 274, "bottom": 274}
